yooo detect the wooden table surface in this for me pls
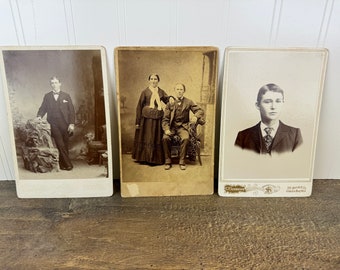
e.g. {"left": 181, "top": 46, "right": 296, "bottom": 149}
{"left": 0, "top": 180, "right": 339, "bottom": 269}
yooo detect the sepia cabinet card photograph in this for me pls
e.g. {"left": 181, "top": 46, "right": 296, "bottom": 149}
{"left": 218, "top": 48, "right": 328, "bottom": 197}
{"left": 115, "top": 47, "right": 217, "bottom": 197}
{"left": 0, "top": 46, "right": 113, "bottom": 198}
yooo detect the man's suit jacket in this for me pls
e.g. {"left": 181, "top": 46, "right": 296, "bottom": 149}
{"left": 37, "top": 91, "right": 75, "bottom": 125}
{"left": 235, "top": 121, "right": 303, "bottom": 154}
{"left": 162, "top": 97, "right": 204, "bottom": 132}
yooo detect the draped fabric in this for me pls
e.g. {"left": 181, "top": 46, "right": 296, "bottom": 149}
{"left": 148, "top": 86, "right": 162, "bottom": 110}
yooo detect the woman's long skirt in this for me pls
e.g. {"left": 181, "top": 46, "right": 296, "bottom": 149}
{"left": 132, "top": 116, "right": 164, "bottom": 165}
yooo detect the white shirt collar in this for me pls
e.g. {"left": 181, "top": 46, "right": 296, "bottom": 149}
{"left": 52, "top": 91, "right": 60, "bottom": 100}
{"left": 260, "top": 121, "right": 280, "bottom": 138}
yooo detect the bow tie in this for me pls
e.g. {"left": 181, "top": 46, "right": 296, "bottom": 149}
{"left": 53, "top": 91, "right": 60, "bottom": 95}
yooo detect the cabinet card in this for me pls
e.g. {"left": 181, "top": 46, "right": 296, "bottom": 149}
{"left": 1, "top": 47, "right": 113, "bottom": 198}
{"left": 218, "top": 48, "right": 328, "bottom": 197}
{"left": 115, "top": 47, "right": 217, "bottom": 197}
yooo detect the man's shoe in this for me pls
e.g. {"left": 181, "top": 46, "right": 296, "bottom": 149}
{"left": 179, "top": 164, "right": 186, "bottom": 170}
{"left": 60, "top": 166, "right": 73, "bottom": 171}
{"left": 164, "top": 164, "right": 172, "bottom": 170}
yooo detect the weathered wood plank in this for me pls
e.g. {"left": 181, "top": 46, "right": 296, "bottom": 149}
{"left": 0, "top": 180, "right": 339, "bottom": 269}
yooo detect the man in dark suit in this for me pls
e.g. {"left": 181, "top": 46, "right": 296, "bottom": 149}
{"left": 36, "top": 76, "right": 75, "bottom": 170}
{"left": 235, "top": 83, "right": 302, "bottom": 154}
{"left": 162, "top": 83, "right": 205, "bottom": 170}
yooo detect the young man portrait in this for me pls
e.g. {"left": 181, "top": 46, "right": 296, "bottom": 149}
{"left": 36, "top": 76, "right": 75, "bottom": 170}
{"left": 235, "top": 83, "right": 303, "bottom": 155}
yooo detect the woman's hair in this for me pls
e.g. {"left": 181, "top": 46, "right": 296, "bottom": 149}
{"left": 257, "top": 83, "right": 284, "bottom": 103}
{"left": 148, "top": 73, "right": 160, "bottom": 82}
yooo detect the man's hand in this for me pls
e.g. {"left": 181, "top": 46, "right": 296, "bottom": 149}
{"left": 68, "top": 124, "right": 75, "bottom": 134}
{"left": 191, "top": 116, "right": 198, "bottom": 124}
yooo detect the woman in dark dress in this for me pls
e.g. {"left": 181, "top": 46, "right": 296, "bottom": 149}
{"left": 132, "top": 74, "right": 172, "bottom": 165}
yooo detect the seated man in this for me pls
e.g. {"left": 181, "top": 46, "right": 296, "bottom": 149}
{"left": 162, "top": 83, "right": 205, "bottom": 170}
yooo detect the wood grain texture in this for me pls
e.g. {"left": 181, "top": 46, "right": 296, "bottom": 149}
{"left": 0, "top": 179, "right": 339, "bottom": 269}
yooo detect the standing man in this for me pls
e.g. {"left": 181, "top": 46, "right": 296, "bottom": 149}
{"left": 36, "top": 76, "right": 75, "bottom": 170}
{"left": 235, "top": 83, "right": 303, "bottom": 154}
{"left": 162, "top": 83, "right": 205, "bottom": 170}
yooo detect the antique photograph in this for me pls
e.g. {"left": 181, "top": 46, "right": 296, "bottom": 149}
{"left": 234, "top": 83, "right": 303, "bottom": 155}
{"left": 115, "top": 47, "right": 217, "bottom": 197}
{"left": 1, "top": 47, "right": 113, "bottom": 198}
{"left": 218, "top": 47, "right": 328, "bottom": 197}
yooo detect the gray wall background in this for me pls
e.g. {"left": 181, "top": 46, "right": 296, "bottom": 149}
{"left": 3, "top": 50, "right": 104, "bottom": 159}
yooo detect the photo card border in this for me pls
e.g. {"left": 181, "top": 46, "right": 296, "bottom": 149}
{"left": 0, "top": 46, "right": 114, "bottom": 198}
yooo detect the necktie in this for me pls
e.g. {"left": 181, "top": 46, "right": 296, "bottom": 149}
{"left": 53, "top": 92, "right": 60, "bottom": 101}
{"left": 264, "top": 127, "right": 273, "bottom": 151}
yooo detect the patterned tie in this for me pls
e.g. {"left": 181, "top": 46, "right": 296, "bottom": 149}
{"left": 264, "top": 127, "right": 273, "bottom": 151}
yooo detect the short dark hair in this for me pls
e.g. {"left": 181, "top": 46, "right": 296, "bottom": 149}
{"left": 148, "top": 73, "right": 160, "bottom": 82}
{"left": 174, "top": 83, "right": 186, "bottom": 92}
{"left": 50, "top": 76, "right": 60, "bottom": 83}
{"left": 257, "top": 83, "right": 284, "bottom": 103}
